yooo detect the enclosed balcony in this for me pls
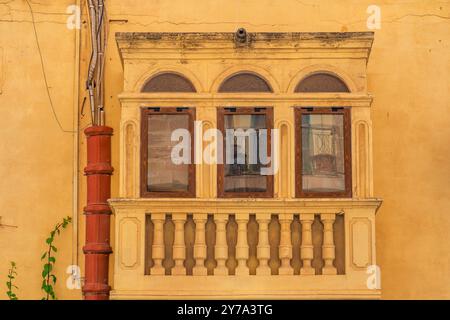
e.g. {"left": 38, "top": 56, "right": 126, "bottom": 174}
{"left": 112, "top": 31, "right": 380, "bottom": 299}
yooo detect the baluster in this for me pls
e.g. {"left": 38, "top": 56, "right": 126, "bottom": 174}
{"left": 321, "top": 213, "right": 337, "bottom": 275}
{"left": 300, "top": 213, "right": 315, "bottom": 275}
{"left": 172, "top": 214, "right": 186, "bottom": 275}
{"left": 214, "top": 214, "right": 228, "bottom": 275}
{"left": 193, "top": 213, "right": 208, "bottom": 276}
{"left": 151, "top": 213, "right": 165, "bottom": 275}
{"left": 256, "top": 214, "right": 271, "bottom": 275}
{"left": 235, "top": 213, "right": 249, "bottom": 275}
{"left": 278, "top": 214, "right": 293, "bottom": 275}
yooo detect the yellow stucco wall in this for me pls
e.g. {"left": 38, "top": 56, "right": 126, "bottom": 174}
{"left": 0, "top": 0, "right": 448, "bottom": 299}
{"left": 0, "top": 0, "right": 80, "bottom": 299}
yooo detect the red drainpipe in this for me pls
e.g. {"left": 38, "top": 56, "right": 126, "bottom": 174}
{"left": 82, "top": 126, "right": 113, "bottom": 300}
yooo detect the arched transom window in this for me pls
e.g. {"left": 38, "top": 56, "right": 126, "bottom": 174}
{"left": 141, "top": 72, "right": 196, "bottom": 92}
{"left": 218, "top": 72, "right": 273, "bottom": 93}
{"left": 295, "top": 72, "right": 350, "bottom": 93}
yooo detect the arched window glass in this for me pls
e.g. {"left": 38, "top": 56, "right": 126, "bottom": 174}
{"left": 141, "top": 73, "right": 196, "bottom": 92}
{"left": 218, "top": 72, "right": 272, "bottom": 93}
{"left": 295, "top": 73, "right": 349, "bottom": 93}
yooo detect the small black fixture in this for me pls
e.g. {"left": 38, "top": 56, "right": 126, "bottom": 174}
{"left": 235, "top": 28, "right": 248, "bottom": 43}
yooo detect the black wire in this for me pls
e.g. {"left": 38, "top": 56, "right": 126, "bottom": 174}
{"left": 25, "top": 0, "right": 75, "bottom": 133}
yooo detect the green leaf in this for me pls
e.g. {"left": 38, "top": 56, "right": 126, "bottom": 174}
{"left": 49, "top": 257, "right": 56, "bottom": 263}
{"left": 7, "top": 282, "right": 11, "bottom": 289}
{"left": 50, "top": 274, "right": 57, "bottom": 284}
{"left": 42, "top": 263, "right": 52, "bottom": 278}
{"left": 46, "top": 237, "right": 52, "bottom": 245}
{"left": 43, "top": 285, "right": 51, "bottom": 294}
{"left": 41, "top": 252, "right": 47, "bottom": 260}
{"left": 51, "top": 246, "right": 57, "bottom": 252}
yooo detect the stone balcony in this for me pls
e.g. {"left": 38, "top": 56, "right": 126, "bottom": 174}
{"left": 109, "top": 198, "right": 381, "bottom": 299}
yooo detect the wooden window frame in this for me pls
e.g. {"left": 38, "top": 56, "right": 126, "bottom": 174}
{"left": 217, "top": 107, "right": 274, "bottom": 198}
{"left": 295, "top": 107, "right": 352, "bottom": 198}
{"left": 140, "top": 107, "right": 196, "bottom": 198}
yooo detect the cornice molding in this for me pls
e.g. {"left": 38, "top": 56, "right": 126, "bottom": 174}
{"left": 117, "top": 92, "right": 373, "bottom": 107}
{"left": 109, "top": 197, "right": 382, "bottom": 214}
{"left": 116, "top": 32, "right": 374, "bottom": 62}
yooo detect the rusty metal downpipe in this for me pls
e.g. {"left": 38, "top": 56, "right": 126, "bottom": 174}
{"left": 83, "top": 125, "right": 113, "bottom": 300}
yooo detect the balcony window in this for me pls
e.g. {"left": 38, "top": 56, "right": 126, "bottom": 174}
{"left": 140, "top": 107, "right": 196, "bottom": 197}
{"left": 217, "top": 107, "right": 274, "bottom": 198}
{"left": 295, "top": 108, "right": 352, "bottom": 197}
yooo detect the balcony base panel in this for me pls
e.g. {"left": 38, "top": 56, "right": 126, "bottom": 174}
{"left": 111, "top": 275, "right": 381, "bottom": 300}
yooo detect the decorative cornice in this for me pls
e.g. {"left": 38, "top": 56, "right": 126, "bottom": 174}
{"left": 116, "top": 32, "right": 374, "bottom": 62}
{"left": 116, "top": 32, "right": 375, "bottom": 42}
{"left": 117, "top": 92, "right": 373, "bottom": 107}
{"left": 109, "top": 198, "right": 382, "bottom": 214}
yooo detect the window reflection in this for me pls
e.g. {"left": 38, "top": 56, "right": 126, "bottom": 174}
{"left": 147, "top": 114, "right": 189, "bottom": 192}
{"left": 301, "top": 114, "right": 345, "bottom": 192}
{"left": 224, "top": 114, "right": 268, "bottom": 193}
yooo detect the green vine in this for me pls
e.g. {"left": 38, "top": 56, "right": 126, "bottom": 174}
{"left": 6, "top": 261, "right": 18, "bottom": 300}
{"left": 40, "top": 216, "right": 72, "bottom": 300}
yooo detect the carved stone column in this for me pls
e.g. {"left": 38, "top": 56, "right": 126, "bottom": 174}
{"left": 151, "top": 213, "right": 165, "bottom": 275}
{"left": 321, "top": 213, "right": 337, "bottom": 275}
{"left": 256, "top": 214, "right": 271, "bottom": 275}
{"left": 193, "top": 213, "right": 208, "bottom": 275}
{"left": 300, "top": 213, "right": 315, "bottom": 275}
{"left": 214, "top": 214, "right": 228, "bottom": 275}
{"left": 172, "top": 214, "right": 186, "bottom": 275}
{"left": 235, "top": 213, "right": 250, "bottom": 275}
{"left": 278, "top": 214, "right": 293, "bottom": 275}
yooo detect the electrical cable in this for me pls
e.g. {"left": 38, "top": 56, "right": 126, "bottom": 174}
{"left": 25, "top": 0, "right": 75, "bottom": 133}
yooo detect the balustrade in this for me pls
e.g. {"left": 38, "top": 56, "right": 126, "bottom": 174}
{"left": 146, "top": 211, "right": 343, "bottom": 276}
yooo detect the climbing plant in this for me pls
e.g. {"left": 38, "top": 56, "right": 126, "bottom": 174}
{"left": 40, "top": 216, "right": 72, "bottom": 300}
{"left": 6, "top": 261, "right": 18, "bottom": 300}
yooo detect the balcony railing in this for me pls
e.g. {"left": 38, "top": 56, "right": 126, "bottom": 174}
{"left": 109, "top": 198, "right": 381, "bottom": 299}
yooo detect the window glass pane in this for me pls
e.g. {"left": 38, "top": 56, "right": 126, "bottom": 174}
{"left": 224, "top": 114, "right": 267, "bottom": 193}
{"left": 147, "top": 114, "right": 189, "bottom": 192}
{"left": 301, "top": 114, "right": 345, "bottom": 193}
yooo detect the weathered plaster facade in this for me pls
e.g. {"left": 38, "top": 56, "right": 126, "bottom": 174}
{"left": 0, "top": 0, "right": 449, "bottom": 299}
